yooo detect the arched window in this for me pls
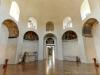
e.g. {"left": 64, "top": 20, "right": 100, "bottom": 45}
{"left": 27, "top": 17, "right": 37, "bottom": 29}
{"left": 63, "top": 17, "right": 72, "bottom": 29}
{"left": 10, "top": 1, "right": 20, "bottom": 22}
{"left": 81, "top": 0, "right": 91, "bottom": 20}
{"left": 46, "top": 21, "right": 54, "bottom": 31}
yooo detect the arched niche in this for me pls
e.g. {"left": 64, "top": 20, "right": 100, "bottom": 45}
{"left": 23, "top": 31, "right": 39, "bottom": 41}
{"left": 83, "top": 18, "right": 98, "bottom": 37}
{"left": 62, "top": 30, "right": 79, "bottom": 61}
{"left": 22, "top": 31, "right": 39, "bottom": 62}
{"left": 3, "top": 19, "right": 19, "bottom": 38}
{"left": 46, "top": 21, "right": 54, "bottom": 31}
{"left": 62, "top": 30, "right": 77, "bottom": 40}
{"left": 43, "top": 33, "right": 57, "bottom": 60}
{"left": 46, "top": 38, "right": 54, "bottom": 44}
{"left": 82, "top": 18, "right": 99, "bottom": 63}
{"left": 1, "top": 19, "right": 19, "bottom": 64}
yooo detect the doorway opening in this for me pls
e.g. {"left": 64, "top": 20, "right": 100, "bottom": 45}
{"left": 46, "top": 45, "right": 55, "bottom": 61}
{"left": 44, "top": 34, "right": 56, "bottom": 62}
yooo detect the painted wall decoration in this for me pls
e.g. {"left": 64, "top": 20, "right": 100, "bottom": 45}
{"left": 3, "top": 19, "right": 19, "bottom": 38}
{"left": 62, "top": 30, "right": 77, "bottom": 40}
{"left": 24, "top": 31, "right": 39, "bottom": 41}
{"left": 82, "top": 18, "right": 98, "bottom": 37}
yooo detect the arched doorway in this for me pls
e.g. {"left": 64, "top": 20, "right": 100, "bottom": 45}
{"left": 2, "top": 19, "right": 19, "bottom": 64}
{"left": 44, "top": 33, "right": 57, "bottom": 61}
{"left": 82, "top": 18, "right": 99, "bottom": 63}
{"left": 22, "top": 31, "right": 39, "bottom": 62}
{"left": 62, "top": 30, "right": 79, "bottom": 61}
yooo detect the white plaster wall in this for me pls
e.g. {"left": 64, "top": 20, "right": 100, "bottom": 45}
{"left": 22, "top": 40, "right": 38, "bottom": 53}
{"left": 15, "top": 34, "right": 23, "bottom": 63}
{"left": 6, "top": 38, "right": 17, "bottom": 64}
{"left": 93, "top": 23, "right": 100, "bottom": 63}
{"left": 84, "top": 37, "right": 96, "bottom": 63}
{"left": 22, "top": 40, "right": 38, "bottom": 62}
{"left": 0, "top": 26, "right": 8, "bottom": 65}
{"left": 62, "top": 40, "right": 80, "bottom": 61}
{"left": 91, "top": 2, "right": 100, "bottom": 63}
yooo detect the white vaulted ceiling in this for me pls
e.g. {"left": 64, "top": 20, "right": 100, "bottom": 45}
{"left": 2, "top": 0, "right": 83, "bottom": 25}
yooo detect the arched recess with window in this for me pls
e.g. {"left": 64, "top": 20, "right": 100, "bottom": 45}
{"left": 43, "top": 33, "right": 57, "bottom": 60}
{"left": 62, "top": 30, "right": 79, "bottom": 61}
{"left": 1, "top": 19, "right": 19, "bottom": 64}
{"left": 22, "top": 31, "right": 39, "bottom": 62}
{"left": 83, "top": 18, "right": 99, "bottom": 63}
{"left": 46, "top": 21, "right": 54, "bottom": 31}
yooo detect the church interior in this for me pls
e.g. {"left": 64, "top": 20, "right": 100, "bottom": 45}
{"left": 0, "top": 0, "right": 100, "bottom": 75}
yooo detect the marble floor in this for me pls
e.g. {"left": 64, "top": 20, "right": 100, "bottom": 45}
{"left": 0, "top": 58, "right": 100, "bottom": 75}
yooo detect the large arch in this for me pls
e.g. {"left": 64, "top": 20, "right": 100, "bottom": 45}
{"left": 82, "top": 18, "right": 99, "bottom": 63}
{"left": 43, "top": 33, "right": 57, "bottom": 60}
{"left": 62, "top": 30, "right": 79, "bottom": 61}
{"left": 22, "top": 31, "right": 39, "bottom": 62}
{"left": 1, "top": 19, "right": 19, "bottom": 64}
{"left": 82, "top": 18, "right": 98, "bottom": 37}
{"left": 3, "top": 19, "right": 19, "bottom": 38}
